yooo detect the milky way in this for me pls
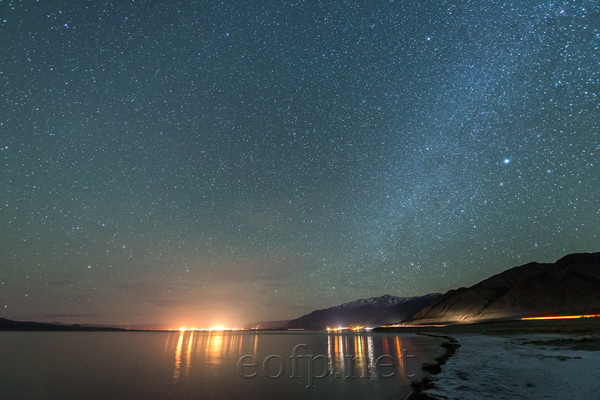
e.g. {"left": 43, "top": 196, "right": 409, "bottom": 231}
{"left": 1, "top": 1, "right": 598, "bottom": 327}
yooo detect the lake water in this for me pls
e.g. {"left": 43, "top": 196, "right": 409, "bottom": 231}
{"left": 0, "top": 331, "right": 444, "bottom": 399}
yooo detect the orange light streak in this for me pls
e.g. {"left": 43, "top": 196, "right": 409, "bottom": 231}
{"left": 522, "top": 314, "right": 600, "bottom": 320}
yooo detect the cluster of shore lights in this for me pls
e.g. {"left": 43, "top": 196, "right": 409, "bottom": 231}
{"left": 522, "top": 314, "right": 600, "bottom": 321}
{"left": 327, "top": 326, "right": 373, "bottom": 332}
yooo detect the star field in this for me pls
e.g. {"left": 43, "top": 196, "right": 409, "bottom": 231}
{"left": 1, "top": 0, "right": 599, "bottom": 327}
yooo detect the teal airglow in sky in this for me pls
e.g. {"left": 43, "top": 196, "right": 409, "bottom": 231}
{"left": 1, "top": 0, "right": 598, "bottom": 328}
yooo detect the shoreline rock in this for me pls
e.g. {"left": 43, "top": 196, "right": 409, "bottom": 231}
{"left": 404, "top": 333, "right": 461, "bottom": 400}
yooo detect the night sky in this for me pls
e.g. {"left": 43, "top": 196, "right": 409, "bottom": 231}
{"left": 1, "top": 1, "right": 599, "bottom": 328}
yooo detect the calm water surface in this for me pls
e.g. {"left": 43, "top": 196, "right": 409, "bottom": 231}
{"left": 0, "top": 331, "right": 444, "bottom": 399}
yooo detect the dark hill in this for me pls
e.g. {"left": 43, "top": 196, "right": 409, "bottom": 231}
{"left": 407, "top": 252, "right": 600, "bottom": 325}
{"left": 0, "top": 318, "right": 126, "bottom": 331}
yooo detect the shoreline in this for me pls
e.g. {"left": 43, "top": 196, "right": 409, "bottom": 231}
{"left": 421, "top": 333, "right": 600, "bottom": 399}
{"left": 394, "top": 318, "right": 600, "bottom": 399}
{"left": 403, "top": 333, "right": 461, "bottom": 400}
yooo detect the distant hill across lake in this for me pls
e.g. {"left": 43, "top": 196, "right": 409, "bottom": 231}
{"left": 0, "top": 318, "right": 128, "bottom": 331}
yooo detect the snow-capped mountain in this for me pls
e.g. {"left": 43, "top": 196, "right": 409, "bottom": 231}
{"left": 334, "top": 293, "right": 429, "bottom": 310}
{"left": 279, "top": 293, "right": 440, "bottom": 330}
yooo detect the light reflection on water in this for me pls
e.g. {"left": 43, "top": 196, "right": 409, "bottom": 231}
{"left": 172, "top": 330, "right": 197, "bottom": 382}
{"left": 165, "top": 330, "right": 435, "bottom": 399}
{"left": 327, "top": 333, "right": 376, "bottom": 379}
{"left": 171, "top": 330, "right": 250, "bottom": 385}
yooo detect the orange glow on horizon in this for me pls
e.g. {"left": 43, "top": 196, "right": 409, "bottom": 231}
{"left": 173, "top": 326, "right": 241, "bottom": 332}
{"left": 522, "top": 314, "right": 600, "bottom": 320}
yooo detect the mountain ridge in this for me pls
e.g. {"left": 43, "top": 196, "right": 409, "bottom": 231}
{"left": 406, "top": 252, "right": 600, "bottom": 325}
{"left": 245, "top": 293, "right": 441, "bottom": 330}
{"left": 332, "top": 293, "right": 432, "bottom": 310}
